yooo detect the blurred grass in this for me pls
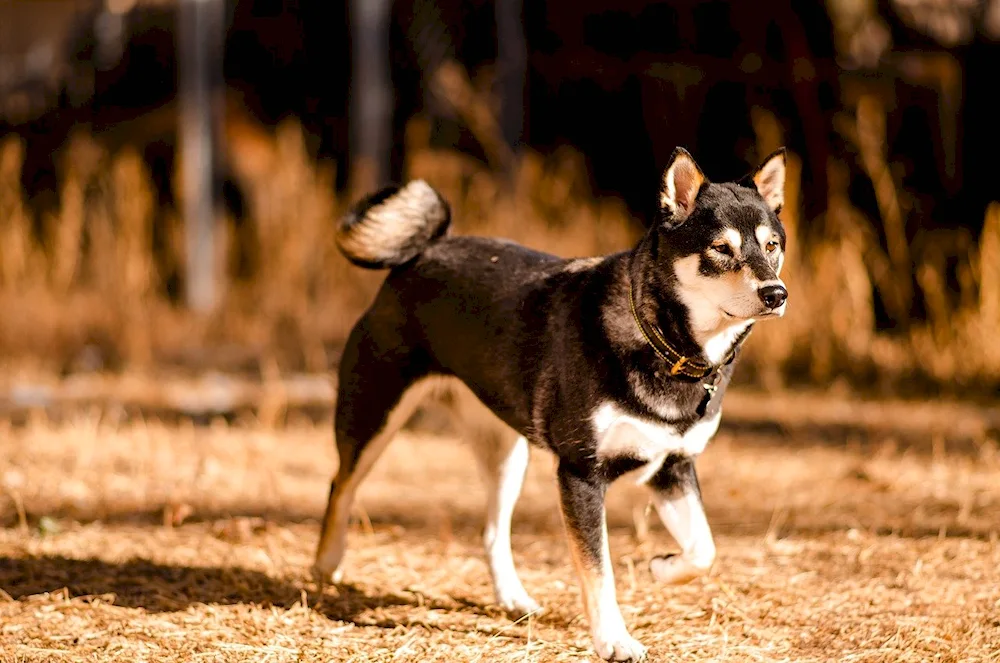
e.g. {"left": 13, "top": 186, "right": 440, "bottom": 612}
{"left": 0, "top": 103, "right": 998, "bottom": 398}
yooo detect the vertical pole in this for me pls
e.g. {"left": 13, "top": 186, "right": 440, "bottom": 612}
{"left": 178, "top": 0, "right": 224, "bottom": 313}
{"left": 349, "top": 0, "right": 393, "bottom": 193}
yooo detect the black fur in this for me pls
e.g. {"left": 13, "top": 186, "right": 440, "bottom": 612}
{"left": 646, "top": 454, "right": 701, "bottom": 496}
{"left": 558, "top": 464, "right": 608, "bottom": 567}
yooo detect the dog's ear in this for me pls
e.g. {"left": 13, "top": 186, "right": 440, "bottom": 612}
{"left": 659, "top": 147, "right": 706, "bottom": 229}
{"left": 743, "top": 147, "right": 786, "bottom": 213}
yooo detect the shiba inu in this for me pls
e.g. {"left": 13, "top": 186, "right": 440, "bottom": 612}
{"left": 314, "top": 147, "right": 788, "bottom": 661}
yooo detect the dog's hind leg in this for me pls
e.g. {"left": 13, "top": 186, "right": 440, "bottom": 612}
{"left": 313, "top": 336, "right": 435, "bottom": 584}
{"left": 644, "top": 455, "right": 716, "bottom": 584}
{"left": 468, "top": 427, "right": 539, "bottom": 617}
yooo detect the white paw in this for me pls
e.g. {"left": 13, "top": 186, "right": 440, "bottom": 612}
{"left": 592, "top": 629, "right": 648, "bottom": 662}
{"left": 649, "top": 553, "right": 709, "bottom": 585}
{"left": 496, "top": 590, "right": 542, "bottom": 618}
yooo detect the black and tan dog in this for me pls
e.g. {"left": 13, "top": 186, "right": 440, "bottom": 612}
{"left": 314, "top": 147, "right": 788, "bottom": 661}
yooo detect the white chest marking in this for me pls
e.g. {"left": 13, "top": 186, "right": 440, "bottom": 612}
{"left": 702, "top": 319, "right": 753, "bottom": 365}
{"left": 592, "top": 402, "right": 721, "bottom": 481}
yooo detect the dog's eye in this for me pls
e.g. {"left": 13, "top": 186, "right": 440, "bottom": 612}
{"left": 765, "top": 240, "right": 779, "bottom": 253}
{"left": 711, "top": 243, "right": 734, "bottom": 257}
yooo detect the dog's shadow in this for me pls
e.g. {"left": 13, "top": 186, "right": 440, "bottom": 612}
{"left": 0, "top": 555, "right": 501, "bottom": 625}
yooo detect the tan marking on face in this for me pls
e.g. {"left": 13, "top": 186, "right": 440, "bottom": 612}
{"left": 721, "top": 228, "right": 742, "bottom": 256}
{"left": 755, "top": 224, "right": 771, "bottom": 247}
{"left": 675, "top": 255, "right": 748, "bottom": 303}
{"left": 673, "top": 254, "right": 765, "bottom": 361}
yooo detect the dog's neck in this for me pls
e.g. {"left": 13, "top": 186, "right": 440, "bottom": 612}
{"left": 621, "top": 235, "right": 752, "bottom": 367}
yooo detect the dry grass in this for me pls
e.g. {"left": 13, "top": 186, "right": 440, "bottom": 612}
{"left": 1, "top": 400, "right": 999, "bottom": 662}
{"left": 1, "top": 103, "right": 1000, "bottom": 393}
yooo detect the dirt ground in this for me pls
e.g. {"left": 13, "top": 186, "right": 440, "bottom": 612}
{"left": 1, "top": 394, "right": 999, "bottom": 662}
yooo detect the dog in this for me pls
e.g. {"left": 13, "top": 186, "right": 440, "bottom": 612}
{"left": 314, "top": 147, "right": 788, "bottom": 661}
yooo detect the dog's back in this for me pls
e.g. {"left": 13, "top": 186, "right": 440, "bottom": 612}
{"left": 337, "top": 180, "right": 606, "bottom": 431}
{"left": 337, "top": 179, "right": 565, "bottom": 294}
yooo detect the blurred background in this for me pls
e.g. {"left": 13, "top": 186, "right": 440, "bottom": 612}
{"left": 1, "top": 0, "right": 999, "bottom": 408}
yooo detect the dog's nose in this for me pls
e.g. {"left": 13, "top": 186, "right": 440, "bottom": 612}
{"left": 758, "top": 284, "right": 788, "bottom": 309}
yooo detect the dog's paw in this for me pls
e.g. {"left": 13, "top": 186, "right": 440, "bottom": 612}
{"left": 311, "top": 563, "right": 343, "bottom": 586}
{"left": 496, "top": 591, "right": 542, "bottom": 618}
{"left": 649, "top": 553, "right": 709, "bottom": 585}
{"left": 592, "top": 630, "right": 648, "bottom": 662}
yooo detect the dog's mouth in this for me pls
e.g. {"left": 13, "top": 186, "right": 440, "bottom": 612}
{"left": 720, "top": 308, "right": 753, "bottom": 321}
{"left": 721, "top": 307, "right": 784, "bottom": 320}
{"left": 755, "top": 307, "right": 785, "bottom": 319}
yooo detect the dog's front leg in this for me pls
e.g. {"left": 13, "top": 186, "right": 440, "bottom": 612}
{"left": 645, "top": 455, "right": 716, "bottom": 584}
{"left": 558, "top": 463, "right": 647, "bottom": 662}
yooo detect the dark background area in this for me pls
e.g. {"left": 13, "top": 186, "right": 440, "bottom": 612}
{"left": 3, "top": 0, "right": 997, "bottom": 226}
{"left": 1, "top": 0, "right": 999, "bottom": 393}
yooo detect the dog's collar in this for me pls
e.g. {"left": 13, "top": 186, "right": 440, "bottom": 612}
{"left": 627, "top": 280, "right": 739, "bottom": 380}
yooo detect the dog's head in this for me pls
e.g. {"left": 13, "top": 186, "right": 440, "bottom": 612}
{"left": 653, "top": 147, "right": 788, "bottom": 335}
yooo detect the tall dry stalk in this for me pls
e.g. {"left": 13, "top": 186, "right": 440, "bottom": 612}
{"left": 973, "top": 203, "right": 1000, "bottom": 374}
{"left": 798, "top": 158, "right": 876, "bottom": 383}
{"left": 48, "top": 166, "right": 85, "bottom": 294}
{"left": 979, "top": 203, "right": 1000, "bottom": 330}
{"left": 855, "top": 95, "right": 913, "bottom": 322}
{"left": 111, "top": 149, "right": 156, "bottom": 364}
{"left": 112, "top": 148, "right": 155, "bottom": 303}
{"left": 431, "top": 60, "right": 516, "bottom": 177}
{"left": 0, "top": 137, "right": 39, "bottom": 289}
{"left": 236, "top": 118, "right": 341, "bottom": 372}
{"left": 49, "top": 131, "right": 106, "bottom": 294}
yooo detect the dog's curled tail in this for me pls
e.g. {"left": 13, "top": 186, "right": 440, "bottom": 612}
{"left": 336, "top": 180, "right": 451, "bottom": 269}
